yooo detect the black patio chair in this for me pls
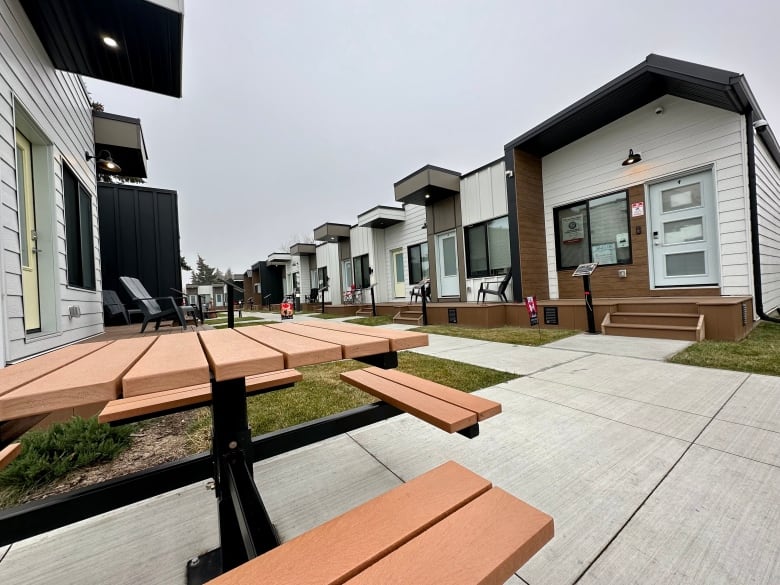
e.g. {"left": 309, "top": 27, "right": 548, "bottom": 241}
{"left": 101, "top": 289, "right": 131, "bottom": 325}
{"left": 477, "top": 273, "right": 512, "bottom": 303}
{"left": 307, "top": 288, "right": 319, "bottom": 303}
{"left": 119, "top": 276, "right": 192, "bottom": 332}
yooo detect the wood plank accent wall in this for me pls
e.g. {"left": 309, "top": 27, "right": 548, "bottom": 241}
{"left": 514, "top": 151, "right": 549, "bottom": 300}
{"left": 556, "top": 185, "right": 721, "bottom": 298}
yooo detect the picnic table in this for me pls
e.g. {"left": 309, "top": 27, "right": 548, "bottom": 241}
{"left": 0, "top": 321, "right": 552, "bottom": 584}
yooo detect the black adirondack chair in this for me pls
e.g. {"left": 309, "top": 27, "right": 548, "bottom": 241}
{"left": 102, "top": 290, "right": 131, "bottom": 325}
{"left": 119, "top": 276, "right": 191, "bottom": 332}
{"left": 477, "top": 273, "right": 512, "bottom": 303}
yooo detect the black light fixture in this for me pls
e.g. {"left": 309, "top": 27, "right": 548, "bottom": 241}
{"left": 85, "top": 149, "right": 122, "bottom": 173}
{"left": 622, "top": 149, "right": 642, "bottom": 166}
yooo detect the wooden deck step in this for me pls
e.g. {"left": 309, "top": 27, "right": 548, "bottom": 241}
{"left": 99, "top": 369, "right": 302, "bottom": 424}
{"left": 393, "top": 310, "right": 423, "bottom": 325}
{"left": 340, "top": 367, "right": 501, "bottom": 434}
{"left": 609, "top": 312, "right": 701, "bottom": 327}
{"left": 207, "top": 461, "right": 553, "bottom": 585}
{"left": 602, "top": 321, "right": 704, "bottom": 341}
{"left": 0, "top": 442, "right": 21, "bottom": 471}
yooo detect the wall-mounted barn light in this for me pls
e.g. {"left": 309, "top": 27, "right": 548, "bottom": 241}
{"left": 85, "top": 149, "right": 122, "bottom": 173}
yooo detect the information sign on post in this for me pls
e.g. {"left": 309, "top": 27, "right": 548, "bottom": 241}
{"left": 526, "top": 296, "right": 538, "bottom": 326}
{"left": 572, "top": 263, "right": 598, "bottom": 334}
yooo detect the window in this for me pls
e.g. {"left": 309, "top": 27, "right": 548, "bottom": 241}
{"left": 353, "top": 254, "right": 371, "bottom": 288}
{"left": 408, "top": 242, "right": 429, "bottom": 284}
{"left": 465, "top": 216, "right": 510, "bottom": 278}
{"left": 317, "top": 266, "right": 328, "bottom": 289}
{"left": 63, "top": 165, "right": 95, "bottom": 289}
{"left": 554, "top": 191, "right": 631, "bottom": 270}
{"left": 342, "top": 259, "right": 353, "bottom": 290}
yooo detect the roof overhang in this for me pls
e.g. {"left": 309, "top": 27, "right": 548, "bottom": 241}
{"left": 92, "top": 111, "right": 147, "bottom": 178}
{"left": 290, "top": 243, "right": 316, "bottom": 256}
{"left": 20, "top": 0, "right": 184, "bottom": 98}
{"left": 313, "top": 223, "right": 351, "bottom": 242}
{"left": 357, "top": 206, "right": 405, "bottom": 228}
{"left": 505, "top": 53, "right": 780, "bottom": 162}
{"left": 394, "top": 165, "right": 460, "bottom": 206}
{"left": 266, "top": 253, "right": 291, "bottom": 266}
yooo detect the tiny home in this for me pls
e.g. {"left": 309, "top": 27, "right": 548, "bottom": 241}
{"left": 505, "top": 54, "right": 780, "bottom": 340}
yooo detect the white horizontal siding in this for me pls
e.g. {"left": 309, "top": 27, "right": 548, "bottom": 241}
{"left": 383, "top": 204, "right": 427, "bottom": 300}
{"left": 315, "top": 243, "right": 340, "bottom": 304}
{"left": 754, "top": 136, "right": 780, "bottom": 313}
{"left": 542, "top": 95, "right": 751, "bottom": 298}
{"left": 0, "top": 0, "right": 101, "bottom": 363}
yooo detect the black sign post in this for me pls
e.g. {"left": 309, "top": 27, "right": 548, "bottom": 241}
{"left": 572, "top": 263, "right": 598, "bottom": 334}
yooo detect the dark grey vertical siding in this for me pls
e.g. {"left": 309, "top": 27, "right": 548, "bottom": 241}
{"left": 97, "top": 183, "right": 182, "bottom": 304}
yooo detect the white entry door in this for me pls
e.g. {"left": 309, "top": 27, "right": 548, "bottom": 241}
{"left": 391, "top": 249, "right": 405, "bottom": 298}
{"left": 648, "top": 170, "right": 719, "bottom": 287}
{"left": 435, "top": 230, "right": 459, "bottom": 297}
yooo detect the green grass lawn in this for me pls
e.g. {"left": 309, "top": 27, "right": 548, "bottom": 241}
{"left": 411, "top": 324, "right": 578, "bottom": 346}
{"left": 186, "top": 352, "right": 517, "bottom": 450}
{"left": 308, "top": 313, "right": 343, "bottom": 319}
{"left": 669, "top": 321, "right": 780, "bottom": 376}
{"left": 345, "top": 316, "right": 393, "bottom": 326}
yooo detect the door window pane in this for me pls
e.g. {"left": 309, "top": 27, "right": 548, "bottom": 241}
{"left": 408, "top": 243, "right": 429, "bottom": 283}
{"left": 394, "top": 253, "right": 404, "bottom": 283}
{"left": 665, "top": 251, "right": 705, "bottom": 276}
{"left": 661, "top": 184, "right": 702, "bottom": 213}
{"left": 664, "top": 217, "right": 704, "bottom": 245}
{"left": 442, "top": 236, "right": 457, "bottom": 276}
{"left": 15, "top": 144, "right": 30, "bottom": 267}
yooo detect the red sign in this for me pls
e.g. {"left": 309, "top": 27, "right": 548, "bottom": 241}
{"left": 526, "top": 296, "right": 538, "bottom": 326}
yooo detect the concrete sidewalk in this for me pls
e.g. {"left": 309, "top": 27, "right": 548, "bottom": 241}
{"left": 0, "top": 332, "right": 778, "bottom": 584}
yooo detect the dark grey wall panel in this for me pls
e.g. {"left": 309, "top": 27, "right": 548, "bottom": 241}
{"left": 98, "top": 183, "right": 182, "bottom": 305}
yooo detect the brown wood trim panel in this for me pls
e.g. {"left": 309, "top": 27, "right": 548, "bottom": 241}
{"left": 514, "top": 150, "right": 549, "bottom": 300}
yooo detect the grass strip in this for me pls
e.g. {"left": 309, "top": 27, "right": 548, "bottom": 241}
{"left": 669, "top": 321, "right": 780, "bottom": 376}
{"left": 411, "top": 324, "right": 577, "bottom": 346}
{"left": 345, "top": 316, "right": 393, "bottom": 326}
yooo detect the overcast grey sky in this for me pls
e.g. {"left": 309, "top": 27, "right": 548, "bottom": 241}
{"left": 87, "top": 0, "right": 780, "bottom": 277}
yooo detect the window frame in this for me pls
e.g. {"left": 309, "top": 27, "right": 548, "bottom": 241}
{"left": 317, "top": 266, "right": 329, "bottom": 289}
{"left": 407, "top": 242, "right": 429, "bottom": 284}
{"left": 352, "top": 254, "right": 370, "bottom": 288}
{"left": 62, "top": 163, "right": 95, "bottom": 290}
{"left": 553, "top": 190, "right": 632, "bottom": 271}
{"left": 464, "top": 215, "right": 511, "bottom": 278}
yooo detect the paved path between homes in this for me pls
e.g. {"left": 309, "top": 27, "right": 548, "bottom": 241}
{"left": 0, "top": 332, "right": 778, "bottom": 585}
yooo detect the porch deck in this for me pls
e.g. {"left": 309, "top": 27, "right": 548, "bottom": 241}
{"left": 316, "top": 295, "right": 756, "bottom": 341}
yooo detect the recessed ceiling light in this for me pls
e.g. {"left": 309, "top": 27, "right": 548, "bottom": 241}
{"left": 102, "top": 36, "right": 119, "bottom": 49}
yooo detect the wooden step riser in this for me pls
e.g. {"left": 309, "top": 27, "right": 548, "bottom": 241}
{"left": 610, "top": 315, "right": 701, "bottom": 327}
{"left": 394, "top": 318, "right": 422, "bottom": 325}
{"left": 603, "top": 324, "right": 699, "bottom": 341}
{"left": 616, "top": 303, "right": 698, "bottom": 314}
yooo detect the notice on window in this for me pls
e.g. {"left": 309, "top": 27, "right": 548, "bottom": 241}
{"left": 592, "top": 243, "right": 617, "bottom": 265}
{"left": 631, "top": 202, "right": 644, "bottom": 217}
{"left": 561, "top": 214, "right": 585, "bottom": 243}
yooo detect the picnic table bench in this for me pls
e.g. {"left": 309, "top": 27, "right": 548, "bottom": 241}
{"left": 0, "top": 321, "right": 553, "bottom": 583}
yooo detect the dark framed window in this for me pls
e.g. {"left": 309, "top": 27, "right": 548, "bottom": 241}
{"left": 465, "top": 216, "right": 510, "bottom": 278}
{"left": 554, "top": 191, "right": 631, "bottom": 270}
{"left": 63, "top": 164, "right": 95, "bottom": 289}
{"left": 317, "top": 266, "right": 328, "bottom": 289}
{"left": 408, "top": 242, "right": 429, "bottom": 284}
{"left": 353, "top": 254, "right": 371, "bottom": 288}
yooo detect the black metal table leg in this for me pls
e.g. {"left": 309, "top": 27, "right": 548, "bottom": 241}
{"left": 187, "top": 376, "right": 279, "bottom": 584}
